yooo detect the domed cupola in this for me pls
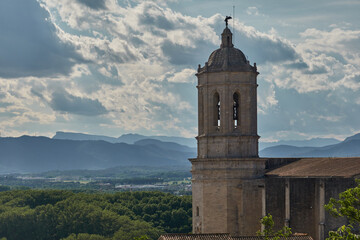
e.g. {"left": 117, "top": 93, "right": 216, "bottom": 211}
{"left": 197, "top": 26, "right": 257, "bottom": 74}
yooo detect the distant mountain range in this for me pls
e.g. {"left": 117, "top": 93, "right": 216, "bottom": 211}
{"left": 53, "top": 131, "right": 197, "bottom": 148}
{"left": 260, "top": 133, "right": 360, "bottom": 157}
{"left": 54, "top": 131, "right": 343, "bottom": 150}
{"left": 1, "top": 131, "right": 360, "bottom": 174}
{"left": 259, "top": 137, "right": 340, "bottom": 150}
{"left": 0, "top": 136, "right": 195, "bottom": 174}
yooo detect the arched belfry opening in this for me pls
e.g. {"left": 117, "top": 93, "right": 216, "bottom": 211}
{"left": 233, "top": 92, "right": 240, "bottom": 128}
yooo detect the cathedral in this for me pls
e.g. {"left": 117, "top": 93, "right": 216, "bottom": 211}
{"left": 159, "top": 19, "right": 360, "bottom": 240}
{"left": 186, "top": 21, "right": 360, "bottom": 240}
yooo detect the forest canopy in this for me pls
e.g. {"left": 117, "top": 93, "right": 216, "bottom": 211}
{"left": 0, "top": 190, "right": 192, "bottom": 240}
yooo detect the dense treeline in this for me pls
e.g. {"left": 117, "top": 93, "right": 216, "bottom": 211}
{"left": 0, "top": 190, "right": 192, "bottom": 240}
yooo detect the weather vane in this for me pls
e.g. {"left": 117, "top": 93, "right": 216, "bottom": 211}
{"left": 225, "top": 16, "right": 232, "bottom": 27}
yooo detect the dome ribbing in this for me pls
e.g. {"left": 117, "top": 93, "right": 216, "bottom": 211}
{"left": 197, "top": 27, "right": 256, "bottom": 74}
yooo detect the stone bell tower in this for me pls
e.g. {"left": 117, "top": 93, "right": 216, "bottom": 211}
{"left": 190, "top": 20, "right": 266, "bottom": 236}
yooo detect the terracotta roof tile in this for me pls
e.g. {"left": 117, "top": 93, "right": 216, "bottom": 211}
{"left": 158, "top": 234, "right": 231, "bottom": 240}
{"left": 158, "top": 234, "right": 313, "bottom": 240}
{"left": 232, "top": 236, "right": 313, "bottom": 240}
{"left": 266, "top": 157, "right": 360, "bottom": 178}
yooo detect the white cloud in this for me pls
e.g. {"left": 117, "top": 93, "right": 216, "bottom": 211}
{"left": 315, "top": 115, "right": 343, "bottom": 122}
{"left": 246, "top": 7, "right": 259, "bottom": 16}
{"left": 258, "top": 82, "right": 278, "bottom": 115}
{"left": 1, "top": 0, "right": 359, "bottom": 141}
{"left": 167, "top": 69, "right": 196, "bottom": 83}
{"left": 267, "top": 27, "right": 360, "bottom": 94}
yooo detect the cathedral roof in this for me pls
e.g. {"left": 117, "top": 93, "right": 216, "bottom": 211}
{"left": 197, "top": 27, "right": 256, "bottom": 74}
{"left": 158, "top": 233, "right": 231, "bottom": 240}
{"left": 266, "top": 157, "right": 360, "bottom": 178}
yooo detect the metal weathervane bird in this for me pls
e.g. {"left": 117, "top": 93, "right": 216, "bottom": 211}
{"left": 225, "top": 16, "right": 232, "bottom": 27}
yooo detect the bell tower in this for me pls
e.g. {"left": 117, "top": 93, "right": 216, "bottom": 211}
{"left": 191, "top": 20, "right": 266, "bottom": 236}
{"left": 197, "top": 26, "right": 259, "bottom": 159}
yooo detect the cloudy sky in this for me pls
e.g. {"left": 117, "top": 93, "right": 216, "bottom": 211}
{"left": 0, "top": 0, "right": 359, "bottom": 142}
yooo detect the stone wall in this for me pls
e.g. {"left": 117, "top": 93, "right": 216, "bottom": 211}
{"left": 265, "top": 177, "right": 357, "bottom": 240}
{"left": 290, "top": 179, "right": 317, "bottom": 238}
{"left": 191, "top": 158, "right": 266, "bottom": 235}
{"left": 196, "top": 71, "right": 258, "bottom": 159}
{"left": 265, "top": 178, "right": 286, "bottom": 231}
{"left": 324, "top": 178, "right": 356, "bottom": 237}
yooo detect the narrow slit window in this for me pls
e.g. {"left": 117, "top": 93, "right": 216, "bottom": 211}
{"left": 196, "top": 206, "right": 199, "bottom": 216}
{"left": 233, "top": 93, "right": 239, "bottom": 128}
{"left": 214, "top": 92, "right": 220, "bottom": 127}
{"left": 217, "top": 100, "right": 221, "bottom": 127}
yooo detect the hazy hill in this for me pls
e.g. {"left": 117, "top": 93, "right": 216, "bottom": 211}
{"left": 259, "top": 137, "right": 340, "bottom": 150}
{"left": 0, "top": 136, "right": 194, "bottom": 174}
{"left": 134, "top": 139, "right": 196, "bottom": 152}
{"left": 53, "top": 131, "right": 196, "bottom": 147}
{"left": 343, "top": 133, "right": 360, "bottom": 142}
{"left": 3, "top": 132, "right": 360, "bottom": 174}
{"left": 260, "top": 133, "right": 360, "bottom": 157}
{"left": 54, "top": 131, "right": 342, "bottom": 151}
{"left": 52, "top": 131, "right": 118, "bottom": 143}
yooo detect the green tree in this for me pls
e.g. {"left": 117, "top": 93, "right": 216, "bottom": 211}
{"left": 62, "top": 233, "right": 110, "bottom": 240}
{"left": 257, "top": 214, "right": 292, "bottom": 240}
{"left": 0, "top": 186, "right": 10, "bottom": 192}
{"left": 133, "top": 236, "right": 149, "bottom": 240}
{"left": 325, "top": 180, "right": 360, "bottom": 240}
{"left": 0, "top": 190, "right": 189, "bottom": 240}
{"left": 112, "top": 219, "right": 163, "bottom": 240}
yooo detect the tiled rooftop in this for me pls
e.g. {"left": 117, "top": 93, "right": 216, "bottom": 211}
{"left": 266, "top": 157, "right": 360, "bottom": 178}
{"left": 158, "top": 234, "right": 231, "bottom": 240}
{"left": 158, "top": 234, "right": 313, "bottom": 240}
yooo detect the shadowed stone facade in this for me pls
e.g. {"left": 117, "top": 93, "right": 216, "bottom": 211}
{"left": 190, "top": 24, "right": 360, "bottom": 240}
